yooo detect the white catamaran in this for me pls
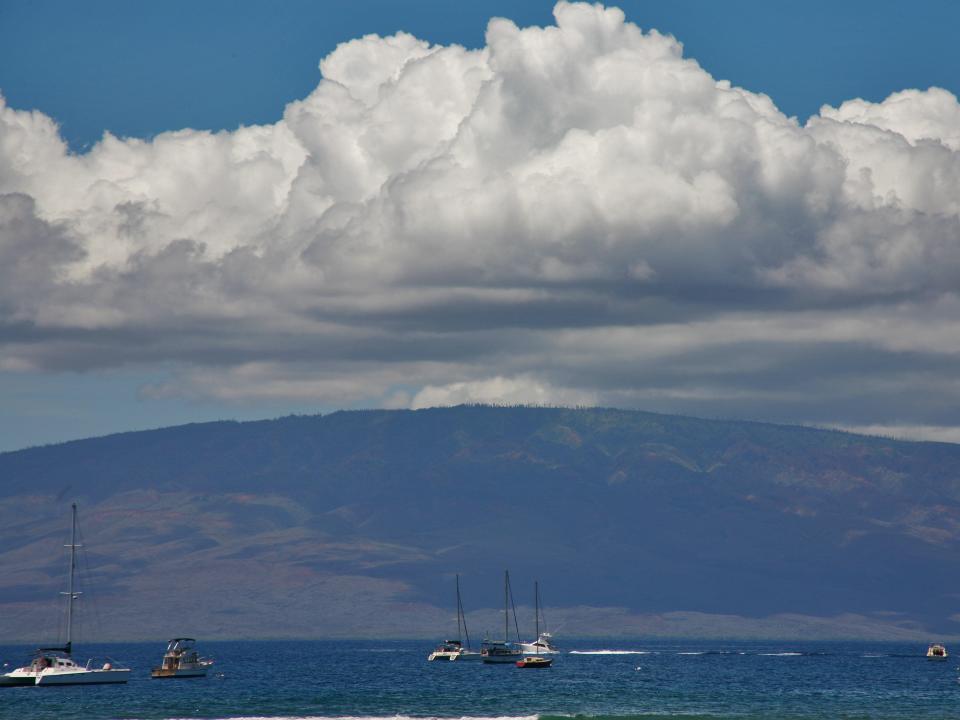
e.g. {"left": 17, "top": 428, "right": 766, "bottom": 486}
{"left": 0, "top": 503, "right": 129, "bottom": 686}
{"left": 429, "top": 574, "right": 481, "bottom": 661}
{"left": 449, "top": 574, "right": 481, "bottom": 661}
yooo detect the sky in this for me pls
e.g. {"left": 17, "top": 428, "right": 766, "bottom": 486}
{"left": 1, "top": 0, "right": 960, "bottom": 452}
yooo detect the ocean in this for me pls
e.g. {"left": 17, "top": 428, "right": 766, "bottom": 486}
{"left": 0, "top": 639, "right": 957, "bottom": 720}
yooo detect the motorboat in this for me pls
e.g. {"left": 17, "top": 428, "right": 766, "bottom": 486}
{"left": 520, "top": 632, "right": 559, "bottom": 654}
{"left": 927, "top": 643, "right": 948, "bottom": 659}
{"left": 1, "top": 504, "right": 129, "bottom": 686}
{"left": 151, "top": 638, "right": 213, "bottom": 678}
{"left": 518, "top": 581, "right": 559, "bottom": 654}
{"left": 516, "top": 655, "right": 552, "bottom": 668}
{"left": 481, "top": 570, "right": 522, "bottom": 664}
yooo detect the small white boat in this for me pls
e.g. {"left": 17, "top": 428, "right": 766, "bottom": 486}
{"left": 1, "top": 504, "right": 129, "bottom": 686}
{"left": 151, "top": 638, "right": 213, "bottom": 678}
{"left": 927, "top": 643, "right": 948, "bottom": 659}
{"left": 519, "top": 633, "right": 559, "bottom": 654}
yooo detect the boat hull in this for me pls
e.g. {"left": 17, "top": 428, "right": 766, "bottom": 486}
{"left": 0, "top": 671, "right": 38, "bottom": 687}
{"left": 482, "top": 653, "right": 522, "bottom": 664}
{"left": 450, "top": 650, "right": 483, "bottom": 661}
{"left": 518, "top": 643, "right": 559, "bottom": 654}
{"left": 151, "top": 667, "right": 208, "bottom": 678}
{"left": 35, "top": 668, "right": 130, "bottom": 685}
{"left": 428, "top": 651, "right": 460, "bottom": 661}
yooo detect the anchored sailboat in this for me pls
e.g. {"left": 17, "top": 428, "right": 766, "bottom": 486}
{"left": 429, "top": 574, "right": 479, "bottom": 661}
{"left": 0, "top": 504, "right": 129, "bottom": 686}
{"left": 481, "top": 570, "right": 522, "bottom": 664}
{"left": 516, "top": 580, "right": 553, "bottom": 668}
{"left": 450, "top": 575, "right": 481, "bottom": 661}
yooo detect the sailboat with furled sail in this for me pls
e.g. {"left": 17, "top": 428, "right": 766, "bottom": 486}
{"left": 0, "top": 503, "right": 129, "bottom": 686}
{"left": 516, "top": 580, "right": 553, "bottom": 668}
{"left": 429, "top": 574, "right": 481, "bottom": 661}
{"left": 481, "top": 570, "right": 523, "bottom": 664}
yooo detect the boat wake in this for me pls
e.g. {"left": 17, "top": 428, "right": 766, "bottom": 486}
{"left": 757, "top": 652, "right": 804, "bottom": 656}
{"left": 568, "top": 650, "right": 653, "bottom": 655}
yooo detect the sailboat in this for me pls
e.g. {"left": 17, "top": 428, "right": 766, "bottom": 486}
{"left": 429, "top": 574, "right": 481, "bottom": 661}
{"left": 0, "top": 504, "right": 129, "bottom": 686}
{"left": 481, "top": 570, "right": 523, "bottom": 664}
{"left": 516, "top": 580, "right": 553, "bottom": 668}
{"left": 519, "top": 580, "right": 559, "bottom": 655}
{"left": 449, "top": 575, "right": 481, "bottom": 661}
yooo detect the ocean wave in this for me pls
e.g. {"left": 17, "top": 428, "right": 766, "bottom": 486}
{"left": 156, "top": 716, "right": 541, "bottom": 720}
{"left": 156, "top": 716, "right": 746, "bottom": 720}
{"left": 568, "top": 650, "right": 652, "bottom": 655}
{"left": 757, "top": 652, "right": 804, "bottom": 656}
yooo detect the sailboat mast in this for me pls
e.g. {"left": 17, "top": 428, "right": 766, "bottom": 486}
{"left": 535, "top": 580, "right": 539, "bottom": 642}
{"left": 65, "top": 503, "right": 78, "bottom": 654}
{"left": 460, "top": 586, "right": 472, "bottom": 650}
{"left": 504, "top": 570, "right": 509, "bottom": 642}
{"left": 456, "top": 574, "right": 463, "bottom": 645}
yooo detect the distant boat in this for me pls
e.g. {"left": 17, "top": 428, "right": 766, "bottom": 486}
{"left": 519, "top": 580, "right": 559, "bottom": 655}
{"left": 429, "top": 575, "right": 481, "bottom": 661}
{"left": 0, "top": 504, "right": 129, "bottom": 686}
{"left": 516, "top": 580, "right": 553, "bottom": 668}
{"left": 151, "top": 638, "right": 213, "bottom": 678}
{"left": 481, "top": 570, "right": 522, "bottom": 664}
{"left": 449, "top": 574, "right": 481, "bottom": 662}
{"left": 927, "top": 643, "right": 948, "bottom": 659}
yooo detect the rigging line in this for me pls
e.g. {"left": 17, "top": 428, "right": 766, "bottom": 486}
{"left": 458, "top": 577, "right": 473, "bottom": 650}
{"left": 52, "top": 522, "right": 71, "bottom": 648}
{"left": 508, "top": 571, "right": 521, "bottom": 643}
{"left": 76, "top": 518, "right": 105, "bottom": 646}
{"left": 456, "top": 575, "right": 463, "bottom": 645}
{"left": 539, "top": 581, "right": 549, "bottom": 633}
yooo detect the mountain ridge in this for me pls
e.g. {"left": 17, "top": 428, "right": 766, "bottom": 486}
{"left": 1, "top": 405, "right": 958, "bottom": 642}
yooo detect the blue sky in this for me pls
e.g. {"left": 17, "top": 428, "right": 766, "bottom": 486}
{"left": 3, "top": 1, "right": 957, "bottom": 151}
{"left": 2, "top": 0, "right": 960, "bottom": 452}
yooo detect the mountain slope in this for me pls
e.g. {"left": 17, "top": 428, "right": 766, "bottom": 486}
{"left": 1, "top": 406, "right": 959, "bottom": 642}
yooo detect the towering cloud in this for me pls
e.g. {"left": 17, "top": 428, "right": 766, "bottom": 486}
{"left": 2, "top": 2, "right": 959, "bottom": 436}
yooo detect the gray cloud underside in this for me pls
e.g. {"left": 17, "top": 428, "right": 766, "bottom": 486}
{"left": 2, "top": 2, "right": 960, "bottom": 436}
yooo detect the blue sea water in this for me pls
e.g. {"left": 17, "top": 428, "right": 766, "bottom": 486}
{"left": 1, "top": 639, "right": 958, "bottom": 720}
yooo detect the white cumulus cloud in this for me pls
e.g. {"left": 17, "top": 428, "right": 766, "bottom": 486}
{"left": 1, "top": 1, "right": 960, "bottom": 437}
